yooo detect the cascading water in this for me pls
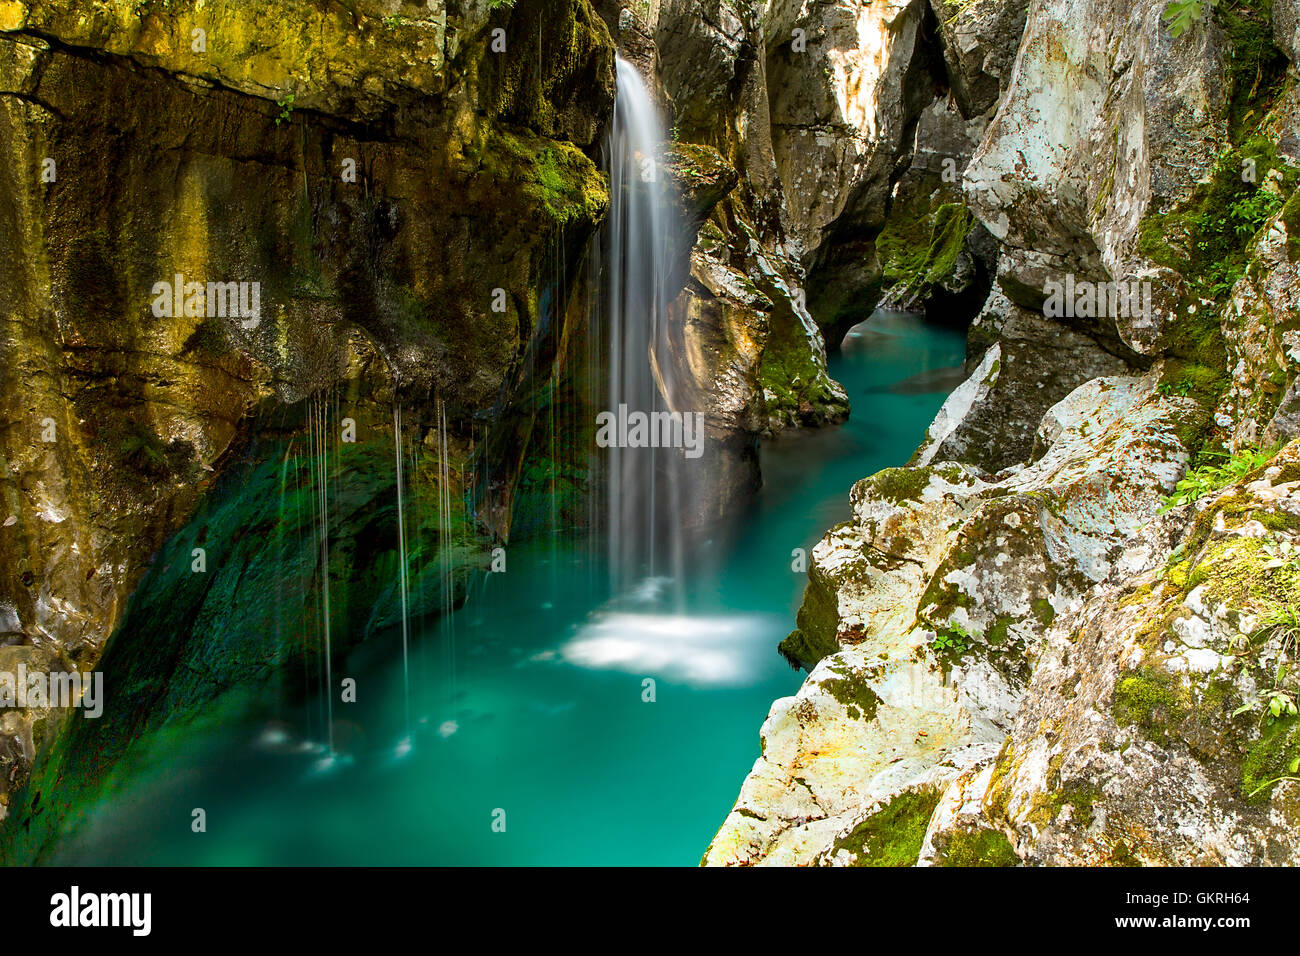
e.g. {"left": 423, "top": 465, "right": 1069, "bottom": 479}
{"left": 393, "top": 401, "right": 411, "bottom": 748}
{"left": 307, "top": 392, "right": 335, "bottom": 758}
{"left": 600, "top": 57, "right": 688, "bottom": 598}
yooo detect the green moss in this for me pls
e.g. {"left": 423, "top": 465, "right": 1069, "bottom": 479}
{"left": 758, "top": 285, "right": 848, "bottom": 426}
{"left": 1118, "top": 581, "right": 1155, "bottom": 609}
{"left": 1138, "top": 122, "right": 1298, "bottom": 400}
{"left": 1281, "top": 189, "right": 1300, "bottom": 263}
{"left": 181, "top": 316, "right": 233, "bottom": 357}
{"left": 1108, "top": 840, "right": 1140, "bottom": 866}
{"left": 985, "top": 613, "right": 1014, "bottom": 646}
{"left": 983, "top": 739, "right": 1016, "bottom": 823}
{"left": 1113, "top": 668, "right": 1192, "bottom": 747}
{"left": 820, "top": 666, "right": 881, "bottom": 721}
{"left": 477, "top": 128, "right": 608, "bottom": 227}
{"left": 1056, "top": 781, "right": 1099, "bottom": 829}
{"left": 877, "top": 200, "right": 975, "bottom": 304}
{"left": 935, "top": 828, "right": 1018, "bottom": 867}
{"left": 869, "top": 466, "right": 934, "bottom": 504}
{"left": 1031, "top": 598, "right": 1056, "bottom": 627}
{"left": 1216, "top": 0, "right": 1289, "bottom": 141}
{"left": 1242, "top": 713, "right": 1300, "bottom": 802}
{"left": 829, "top": 788, "right": 941, "bottom": 866}
{"left": 780, "top": 574, "right": 844, "bottom": 670}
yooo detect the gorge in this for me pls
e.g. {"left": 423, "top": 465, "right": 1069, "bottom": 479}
{"left": 0, "top": 0, "right": 1299, "bottom": 869}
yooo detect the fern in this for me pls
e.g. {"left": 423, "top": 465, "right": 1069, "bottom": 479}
{"left": 1159, "top": 445, "right": 1274, "bottom": 512}
{"left": 1162, "top": 0, "right": 1218, "bottom": 38}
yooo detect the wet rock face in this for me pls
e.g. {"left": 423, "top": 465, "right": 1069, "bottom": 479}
{"left": 0, "top": 0, "right": 616, "bottom": 818}
{"left": 643, "top": 0, "right": 849, "bottom": 436}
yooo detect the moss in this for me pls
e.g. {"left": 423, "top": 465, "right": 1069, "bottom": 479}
{"left": 1242, "top": 713, "right": 1300, "bottom": 802}
{"left": 868, "top": 466, "right": 935, "bottom": 504}
{"left": 1138, "top": 123, "right": 1298, "bottom": 396}
{"left": 1108, "top": 840, "right": 1140, "bottom": 867}
{"left": 985, "top": 613, "right": 1014, "bottom": 646}
{"left": 820, "top": 666, "right": 880, "bottom": 721}
{"left": 1281, "top": 189, "right": 1300, "bottom": 263}
{"left": 1215, "top": 0, "right": 1289, "bottom": 141}
{"left": 1118, "top": 581, "right": 1155, "bottom": 609}
{"left": 983, "top": 739, "right": 1016, "bottom": 823}
{"left": 829, "top": 788, "right": 941, "bottom": 866}
{"left": 1056, "top": 781, "right": 1099, "bottom": 829}
{"left": 758, "top": 285, "right": 848, "bottom": 427}
{"left": 1031, "top": 598, "right": 1056, "bottom": 627}
{"left": 877, "top": 200, "right": 975, "bottom": 304}
{"left": 1113, "top": 668, "right": 1192, "bottom": 748}
{"left": 476, "top": 128, "right": 608, "bottom": 228}
{"left": 935, "top": 828, "right": 1018, "bottom": 867}
{"left": 780, "top": 575, "right": 844, "bottom": 669}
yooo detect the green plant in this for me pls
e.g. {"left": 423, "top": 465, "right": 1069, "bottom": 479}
{"left": 931, "top": 623, "right": 973, "bottom": 657}
{"left": 1162, "top": 0, "right": 1218, "bottom": 38}
{"left": 1246, "top": 759, "right": 1300, "bottom": 797}
{"left": 1229, "top": 186, "right": 1284, "bottom": 238}
{"left": 1157, "top": 378, "right": 1197, "bottom": 398}
{"left": 1159, "top": 444, "right": 1274, "bottom": 512}
{"left": 275, "top": 93, "right": 295, "bottom": 127}
{"left": 1234, "top": 666, "right": 1299, "bottom": 724}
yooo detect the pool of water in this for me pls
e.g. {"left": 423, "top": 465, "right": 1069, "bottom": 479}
{"left": 52, "top": 311, "right": 966, "bottom": 866}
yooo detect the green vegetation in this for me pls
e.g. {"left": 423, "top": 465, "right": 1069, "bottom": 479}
{"left": 1139, "top": 2, "right": 1297, "bottom": 437}
{"left": 829, "top": 788, "right": 942, "bottom": 866}
{"left": 1242, "top": 714, "right": 1300, "bottom": 799}
{"left": 1113, "top": 668, "right": 1193, "bottom": 748}
{"left": 1159, "top": 444, "right": 1275, "bottom": 512}
{"left": 821, "top": 666, "right": 881, "bottom": 721}
{"left": 1218, "top": 0, "right": 1290, "bottom": 140}
{"left": 931, "top": 624, "right": 973, "bottom": 658}
{"left": 1139, "top": 142, "right": 1298, "bottom": 303}
{"left": 935, "top": 828, "right": 1018, "bottom": 867}
{"left": 475, "top": 129, "right": 608, "bottom": 227}
{"left": 877, "top": 202, "right": 975, "bottom": 305}
{"left": 1233, "top": 664, "right": 1299, "bottom": 723}
{"left": 1162, "top": 0, "right": 1218, "bottom": 38}
{"left": 275, "top": 93, "right": 295, "bottom": 127}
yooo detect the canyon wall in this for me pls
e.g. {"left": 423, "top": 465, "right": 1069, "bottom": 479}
{"left": 708, "top": 0, "right": 1300, "bottom": 866}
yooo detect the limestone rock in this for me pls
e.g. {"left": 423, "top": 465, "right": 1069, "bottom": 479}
{"left": 709, "top": 367, "right": 1196, "bottom": 864}
{"left": 963, "top": 0, "right": 1229, "bottom": 355}
{"left": 930, "top": 0, "right": 1030, "bottom": 118}
{"left": 914, "top": 288, "right": 1132, "bottom": 471}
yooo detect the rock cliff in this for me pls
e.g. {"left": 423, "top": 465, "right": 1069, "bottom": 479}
{"left": 707, "top": 0, "right": 1300, "bottom": 866}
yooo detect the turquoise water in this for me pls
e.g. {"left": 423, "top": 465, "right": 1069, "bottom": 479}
{"left": 53, "top": 311, "right": 965, "bottom": 866}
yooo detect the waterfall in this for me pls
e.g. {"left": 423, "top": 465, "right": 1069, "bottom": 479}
{"left": 307, "top": 393, "right": 335, "bottom": 757}
{"left": 600, "top": 57, "right": 687, "bottom": 597}
{"left": 393, "top": 402, "right": 411, "bottom": 744}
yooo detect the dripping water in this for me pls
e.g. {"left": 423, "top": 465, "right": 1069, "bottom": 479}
{"left": 308, "top": 393, "right": 335, "bottom": 758}
{"left": 599, "top": 57, "right": 687, "bottom": 600}
{"left": 394, "top": 401, "right": 412, "bottom": 745}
